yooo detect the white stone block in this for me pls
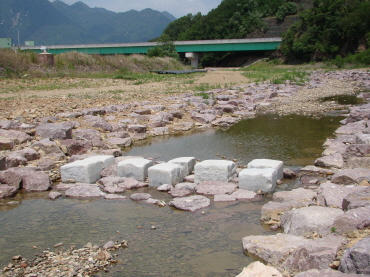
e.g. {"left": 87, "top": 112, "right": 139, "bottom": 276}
{"left": 168, "top": 157, "right": 196, "bottom": 177}
{"left": 247, "top": 159, "right": 284, "bottom": 180}
{"left": 148, "top": 163, "right": 183, "bottom": 187}
{"left": 117, "top": 158, "right": 154, "bottom": 181}
{"left": 239, "top": 168, "right": 277, "bottom": 193}
{"left": 194, "top": 159, "right": 236, "bottom": 183}
{"left": 61, "top": 160, "right": 102, "bottom": 184}
{"left": 84, "top": 155, "right": 115, "bottom": 169}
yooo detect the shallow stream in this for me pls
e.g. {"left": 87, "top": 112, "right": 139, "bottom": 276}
{"left": 0, "top": 113, "right": 345, "bottom": 276}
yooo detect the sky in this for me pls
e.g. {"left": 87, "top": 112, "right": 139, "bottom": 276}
{"left": 56, "top": 0, "right": 223, "bottom": 18}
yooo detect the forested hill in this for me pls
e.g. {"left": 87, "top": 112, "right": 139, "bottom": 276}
{"left": 161, "top": 0, "right": 369, "bottom": 63}
{"left": 0, "top": 0, "right": 175, "bottom": 45}
{"left": 161, "top": 0, "right": 309, "bottom": 41}
{"left": 280, "top": 0, "right": 370, "bottom": 62}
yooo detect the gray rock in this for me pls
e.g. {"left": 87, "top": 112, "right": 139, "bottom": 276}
{"left": 32, "top": 138, "right": 65, "bottom": 155}
{"left": 335, "top": 121, "right": 366, "bottom": 135}
{"left": 0, "top": 184, "right": 18, "bottom": 198}
{"left": 22, "top": 171, "right": 51, "bottom": 192}
{"left": 342, "top": 186, "right": 370, "bottom": 210}
{"left": 60, "top": 139, "right": 92, "bottom": 156}
{"left": 346, "top": 157, "right": 370, "bottom": 169}
{"left": 130, "top": 193, "right": 151, "bottom": 201}
{"left": 196, "top": 181, "right": 237, "bottom": 195}
{"left": 295, "top": 268, "right": 368, "bottom": 277}
{"left": 157, "top": 184, "right": 173, "bottom": 191}
{"left": 230, "top": 189, "right": 262, "bottom": 201}
{"left": 104, "top": 194, "right": 126, "bottom": 200}
{"left": 0, "top": 169, "right": 22, "bottom": 187}
{"left": 261, "top": 200, "right": 312, "bottom": 222}
{"left": 273, "top": 187, "right": 316, "bottom": 203}
{"left": 333, "top": 206, "right": 370, "bottom": 233}
{"left": 211, "top": 117, "right": 240, "bottom": 127}
{"left": 339, "top": 237, "right": 370, "bottom": 274}
{"left": 48, "top": 191, "right": 62, "bottom": 200}
{"left": 0, "top": 129, "right": 32, "bottom": 144}
{"left": 317, "top": 182, "right": 367, "bottom": 208}
{"left": 242, "top": 233, "right": 345, "bottom": 274}
{"left": 191, "top": 113, "right": 216, "bottom": 124}
{"left": 315, "top": 152, "right": 344, "bottom": 168}
{"left": 104, "top": 137, "right": 132, "bottom": 148}
{"left": 213, "top": 194, "right": 237, "bottom": 202}
{"left": 65, "top": 184, "right": 106, "bottom": 198}
{"left": 36, "top": 123, "right": 72, "bottom": 140}
{"left": 331, "top": 168, "right": 370, "bottom": 185}
{"left": 235, "top": 262, "right": 282, "bottom": 277}
{"left": 168, "top": 188, "right": 193, "bottom": 197}
{"left": 127, "top": 125, "right": 147, "bottom": 133}
{"left": 175, "top": 182, "right": 197, "bottom": 191}
{"left": 281, "top": 206, "right": 344, "bottom": 236}
{"left": 169, "top": 195, "right": 211, "bottom": 212}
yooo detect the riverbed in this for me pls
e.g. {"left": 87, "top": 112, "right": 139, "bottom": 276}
{"left": 0, "top": 113, "right": 344, "bottom": 276}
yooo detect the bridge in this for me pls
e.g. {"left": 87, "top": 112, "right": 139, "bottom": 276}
{"left": 18, "top": 37, "right": 281, "bottom": 68}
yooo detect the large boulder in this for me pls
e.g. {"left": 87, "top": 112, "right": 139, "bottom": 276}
{"left": 333, "top": 206, "right": 370, "bottom": 233}
{"left": 331, "top": 168, "right": 370, "bottom": 185}
{"left": 22, "top": 171, "right": 51, "bottom": 192}
{"left": 0, "top": 184, "right": 18, "bottom": 198}
{"left": 281, "top": 206, "right": 344, "bottom": 236}
{"left": 339, "top": 237, "right": 370, "bottom": 274}
{"left": 342, "top": 186, "right": 370, "bottom": 210}
{"left": 317, "top": 182, "right": 367, "bottom": 208}
{"left": 242, "top": 233, "right": 345, "bottom": 274}
{"left": 261, "top": 200, "right": 312, "bottom": 223}
{"left": 36, "top": 123, "right": 72, "bottom": 140}
{"left": 315, "top": 153, "right": 344, "bottom": 168}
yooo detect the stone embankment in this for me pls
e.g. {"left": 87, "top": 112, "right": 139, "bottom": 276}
{"left": 1, "top": 69, "right": 370, "bottom": 276}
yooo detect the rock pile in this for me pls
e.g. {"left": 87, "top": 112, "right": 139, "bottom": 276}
{"left": 2, "top": 240, "right": 128, "bottom": 277}
{"left": 1, "top": 69, "right": 370, "bottom": 276}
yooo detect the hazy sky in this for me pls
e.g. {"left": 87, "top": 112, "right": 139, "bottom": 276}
{"left": 56, "top": 0, "right": 223, "bottom": 18}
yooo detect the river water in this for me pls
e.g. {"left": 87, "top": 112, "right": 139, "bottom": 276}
{"left": 0, "top": 113, "right": 344, "bottom": 276}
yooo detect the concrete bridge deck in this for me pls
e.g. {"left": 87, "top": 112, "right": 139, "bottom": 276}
{"left": 19, "top": 37, "right": 281, "bottom": 68}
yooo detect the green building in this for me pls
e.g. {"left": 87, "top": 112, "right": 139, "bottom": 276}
{"left": 0, "top": 38, "right": 12, "bottom": 48}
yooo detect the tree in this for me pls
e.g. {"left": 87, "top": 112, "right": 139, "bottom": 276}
{"left": 147, "top": 35, "right": 179, "bottom": 59}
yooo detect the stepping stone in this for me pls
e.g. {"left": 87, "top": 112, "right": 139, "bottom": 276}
{"left": 168, "top": 157, "right": 196, "bottom": 176}
{"left": 194, "top": 160, "right": 236, "bottom": 183}
{"left": 61, "top": 155, "right": 114, "bottom": 184}
{"left": 247, "top": 159, "right": 284, "bottom": 180}
{"left": 239, "top": 168, "right": 277, "bottom": 193}
{"left": 148, "top": 163, "right": 183, "bottom": 187}
{"left": 117, "top": 158, "right": 153, "bottom": 181}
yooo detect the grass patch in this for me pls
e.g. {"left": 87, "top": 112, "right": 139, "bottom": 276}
{"left": 241, "top": 61, "right": 310, "bottom": 85}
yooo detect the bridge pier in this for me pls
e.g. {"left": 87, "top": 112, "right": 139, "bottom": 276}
{"left": 185, "top": 52, "right": 202, "bottom": 69}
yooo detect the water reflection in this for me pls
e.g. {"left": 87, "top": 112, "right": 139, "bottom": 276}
{"left": 124, "top": 114, "right": 344, "bottom": 166}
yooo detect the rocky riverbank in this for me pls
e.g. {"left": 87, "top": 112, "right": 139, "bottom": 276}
{"left": 1, "top": 69, "right": 370, "bottom": 276}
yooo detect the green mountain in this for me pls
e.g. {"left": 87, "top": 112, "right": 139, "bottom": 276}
{"left": 52, "top": 1, "right": 175, "bottom": 44}
{"left": 0, "top": 0, "right": 97, "bottom": 45}
{"left": 0, "top": 0, "right": 175, "bottom": 46}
